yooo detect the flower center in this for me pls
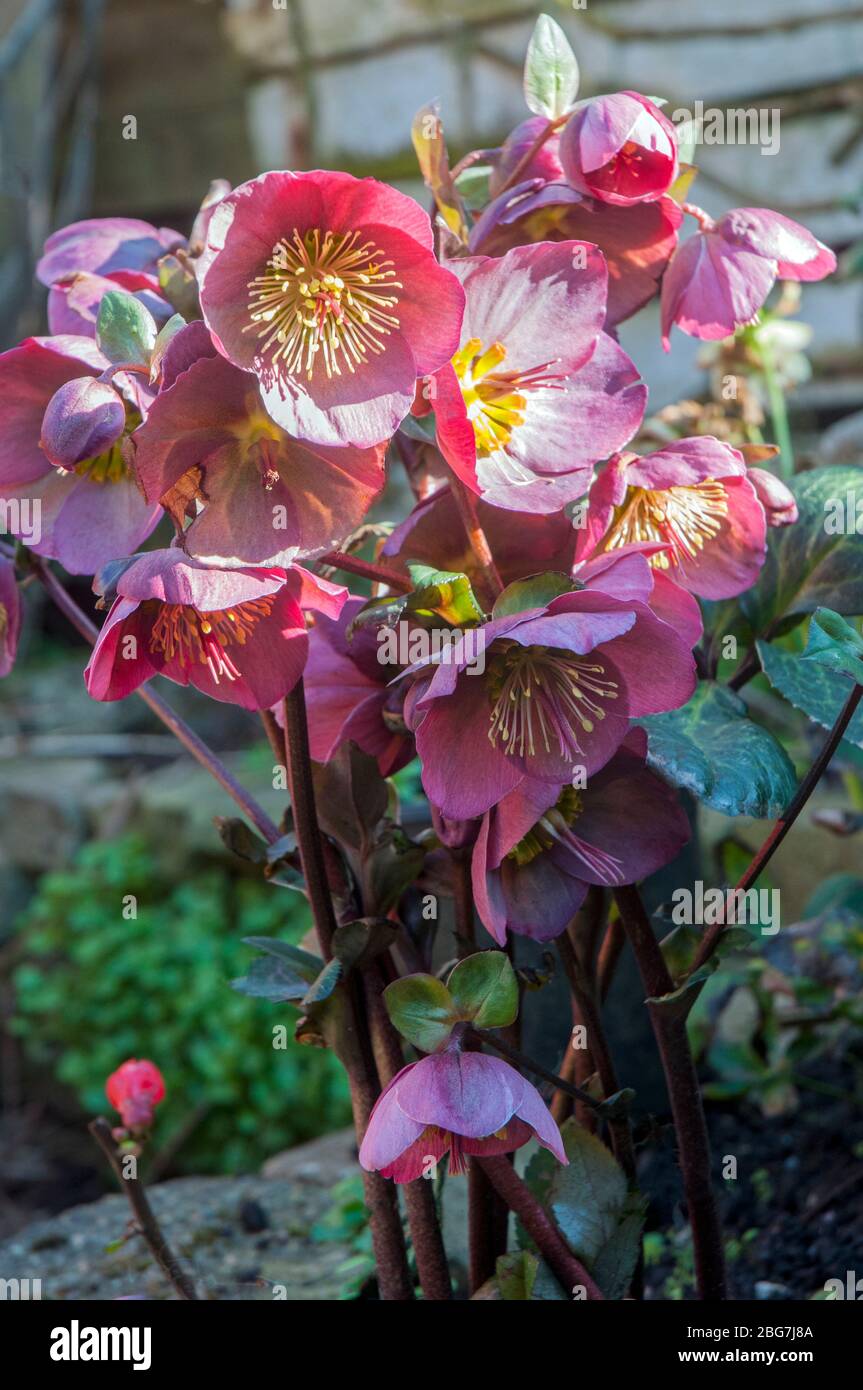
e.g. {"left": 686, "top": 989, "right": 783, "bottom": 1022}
{"left": 72, "top": 409, "right": 141, "bottom": 485}
{"left": 507, "top": 785, "right": 583, "bottom": 866}
{"left": 148, "top": 597, "right": 275, "bottom": 683}
{"left": 486, "top": 642, "right": 618, "bottom": 762}
{"left": 245, "top": 228, "right": 401, "bottom": 382}
{"left": 601, "top": 481, "right": 728, "bottom": 569}
{"left": 452, "top": 337, "right": 562, "bottom": 455}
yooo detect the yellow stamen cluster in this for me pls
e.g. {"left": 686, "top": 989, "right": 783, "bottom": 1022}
{"left": 71, "top": 410, "right": 141, "bottom": 485}
{"left": 149, "top": 597, "right": 275, "bottom": 681}
{"left": 487, "top": 642, "right": 618, "bottom": 761}
{"left": 452, "top": 338, "right": 529, "bottom": 454}
{"left": 602, "top": 481, "right": 729, "bottom": 569}
{"left": 245, "top": 228, "right": 401, "bottom": 382}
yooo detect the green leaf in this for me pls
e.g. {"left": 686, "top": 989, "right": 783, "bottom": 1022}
{"left": 496, "top": 1250, "right": 539, "bottom": 1300}
{"left": 592, "top": 1193, "right": 648, "bottom": 1300}
{"left": 149, "top": 312, "right": 185, "bottom": 381}
{"left": 547, "top": 1120, "right": 628, "bottom": 1265}
{"left": 215, "top": 817, "right": 268, "bottom": 865}
{"left": 230, "top": 955, "right": 309, "bottom": 1003}
{"left": 757, "top": 639, "right": 863, "bottom": 750}
{"left": 742, "top": 467, "right": 863, "bottom": 632}
{"left": 523, "top": 14, "right": 579, "bottom": 120}
{"left": 301, "top": 958, "right": 343, "bottom": 1008}
{"left": 331, "top": 917, "right": 398, "bottom": 972}
{"left": 637, "top": 683, "right": 796, "bottom": 818}
{"left": 411, "top": 101, "right": 470, "bottom": 244}
{"left": 802, "top": 607, "right": 863, "bottom": 685}
{"left": 406, "top": 564, "right": 485, "bottom": 626}
{"left": 95, "top": 289, "right": 157, "bottom": 367}
{"left": 447, "top": 950, "right": 518, "bottom": 1028}
{"left": 241, "top": 936, "right": 321, "bottom": 980}
{"left": 492, "top": 572, "right": 577, "bottom": 619}
{"left": 383, "top": 974, "right": 456, "bottom": 1052}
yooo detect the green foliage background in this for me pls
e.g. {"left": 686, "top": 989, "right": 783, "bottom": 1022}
{"left": 11, "top": 833, "right": 351, "bottom": 1174}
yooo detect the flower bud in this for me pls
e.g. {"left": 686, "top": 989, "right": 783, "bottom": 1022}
{"left": 40, "top": 376, "right": 125, "bottom": 471}
{"left": 560, "top": 91, "right": 678, "bottom": 206}
{"left": 106, "top": 1058, "right": 166, "bottom": 1131}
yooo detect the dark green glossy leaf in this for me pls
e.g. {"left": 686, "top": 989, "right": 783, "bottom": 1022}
{"left": 637, "top": 682, "right": 796, "bottom": 818}
{"left": 802, "top": 607, "right": 863, "bottom": 684}
{"left": 757, "top": 639, "right": 863, "bottom": 750}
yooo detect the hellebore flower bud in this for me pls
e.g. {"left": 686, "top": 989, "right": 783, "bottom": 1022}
{"left": 560, "top": 91, "right": 678, "bottom": 206}
{"left": 106, "top": 1058, "right": 166, "bottom": 1132}
{"left": 40, "top": 376, "right": 125, "bottom": 471}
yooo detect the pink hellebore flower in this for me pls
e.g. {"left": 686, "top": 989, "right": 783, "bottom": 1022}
{"left": 85, "top": 550, "right": 345, "bottom": 711}
{"left": 470, "top": 180, "right": 682, "bottom": 328}
{"left": 429, "top": 242, "right": 646, "bottom": 513}
{"left": 407, "top": 580, "right": 696, "bottom": 821}
{"left": 559, "top": 92, "right": 679, "bottom": 206}
{"left": 302, "top": 596, "right": 413, "bottom": 776}
{"left": 0, "top": 335, "right": 161, "bottom": 574}
{"left": 106, "top": 1059, "right": 166, "bottom": 1132}
{"left": 473, "top": 730, "right": 690, "bottom": 945}
{"left": 197, "top": 170, "right": 465, "bottom": 449}
{"left": 0, "top": 557, "right": 22, "bottom": 678}
{"left": 661, "top": 207, "right": 836, "bottom": 349}
{"left": 37, "top": 217, "right": 184, "bottom": 287}
{"left": 577, "top": 437, "right": 767, "bottom": 600}
{"left": 359, "top": 1050, "right": 566, "bottom": 1182}
{"left": 132, "top": 345, "right": 386, "bottom": 567}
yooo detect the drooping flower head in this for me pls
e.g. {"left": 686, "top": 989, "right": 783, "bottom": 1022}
{"left": 559, "top": 92, "right": 679, "bottom": 206}
{"left": 577, "top": 437, "right": 767, "bottom": 599}
{"left": 0, "top": 557, "right": 22, "bottom": 678}
{"left": 407, "top": 577, "right": 696, "bottom": 820}
{"left": 106, "top": 1058, "right": 166, "bottom": 1132}
{"left": 661, "top": 207, "right": 836, "bottom": 349}
{"left": 132, "top": 340, "right": 386, "bottom": 567}
{"left": 359, "top": 1050, "right": 566, "bottom": 1182}
{"left": 85, "top": 550, "right": 345, "bottom": 710}
{"left": 0, "top": 335, "right": 160, "bottom": 574}
{"left": 473, "top": 730, "right": 690, "bottom": 944}
{"left": 428, "top": 242, "right": 645, "bottom": 512}
{"left": 302, "top": 596, "right": 413, "bottom": 776}
{"left": 197, "top": 170, "right": 465, "bottom": 448}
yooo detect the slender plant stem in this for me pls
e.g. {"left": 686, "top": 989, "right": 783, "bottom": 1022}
{"left": 476, "top": 1156, "right": 605, "bottom": 1300}
{"left": 27, "top": 555, "right": 281, "bottom": 842}
{"left": 278, "top": 684, "right": 413, "bottom": 1299}
{"left": 449, "top": 477, "right": 504, "bottom": 607}
{"left": 362, "top": 965, "right": 453, "bottom": 1300}
{"left": 89, "top": 1118, "right": 198, "bottom": 1300}
{"left": 319, "top": 549, "right": 412, "bottom": 593}
{"left": 450, "top": 849, "right": 509, "bottom": 1290}
{"left": 557, "top": 931, "right": 636, "bottom": 1183}
{"left": 758, "top": 333, "right": 794, "bottom": 479}
{"left": 597, "top": 916, "right": 625, "bottom": 1003}
{"left": 281, "top": 683, "right": 338, "bottom": 958}
{"left": 692, "top": 681, "right": 863, "bottom": 974}
{"left": 613, "top": 886, "right": 727, "bottom": 1301}
{"left": 469, "top": 1027, "right": 603, "bottom": 1114}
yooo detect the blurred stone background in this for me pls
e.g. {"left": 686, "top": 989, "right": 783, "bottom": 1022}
{"left": 2, "top": 0, "right": 863, "bottom": 403}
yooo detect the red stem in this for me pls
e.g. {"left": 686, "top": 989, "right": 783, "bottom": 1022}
{"left": 319, "top": 549, "right": 412, "bottom": 594}
{"left": 89, "top": 1118, "right": 198, "bottom": 1300}
{"left": 476, "top": 1156, "right": 605, "bottom": 1299}
{"left": 692, "top": 681, "right": 863, "bottom": 973}
{"left": 614, "top": 885, "right": 727, "bottom": 1301}
{"left": 449, "top": 477, "right": 504, "bottom": 608}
